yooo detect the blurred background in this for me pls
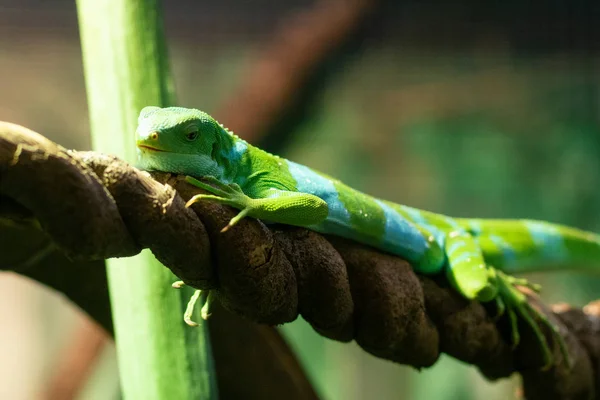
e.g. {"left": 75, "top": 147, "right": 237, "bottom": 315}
{"left": 1, "top": 0, "right": 599, "bottom": 399}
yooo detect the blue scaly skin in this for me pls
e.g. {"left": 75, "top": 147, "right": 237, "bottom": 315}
{"left": 136, "top": 106, "right": 600, "bottom": 369}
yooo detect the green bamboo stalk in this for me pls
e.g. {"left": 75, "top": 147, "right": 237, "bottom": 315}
{"left": 76, "top": 0, "right": 217, "bottom": 398}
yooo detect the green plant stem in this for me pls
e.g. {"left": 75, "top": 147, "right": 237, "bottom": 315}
{"left": 76, "top": 0, "right": 217, "bottom": 398}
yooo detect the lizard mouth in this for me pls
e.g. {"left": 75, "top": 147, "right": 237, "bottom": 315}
{"left": 137, "top": 143, "right": 168, "bottom": 153}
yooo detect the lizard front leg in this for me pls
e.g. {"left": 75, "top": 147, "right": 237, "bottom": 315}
{"left": 185, "top": 176, "right": 328, "bottom": 231}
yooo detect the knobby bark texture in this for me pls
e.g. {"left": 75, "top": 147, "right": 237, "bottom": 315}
{"left": 1, "top": 122, "right": 600, "bottom": 400}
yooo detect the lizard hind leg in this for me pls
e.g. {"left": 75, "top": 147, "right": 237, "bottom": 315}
{"left": 184, "top": 175, "right": 328, "bottom": 232}
{"left": 444, "top": 231, "right": 570, "bottom": 369}
{"left": 444, "top": 230, "right": 499, "bottom": 302}
{"left": 495, "top": 271, "right": 571, "bottom": 370}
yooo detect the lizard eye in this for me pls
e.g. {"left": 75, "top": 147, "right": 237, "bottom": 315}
{"left": 186, "top": 130, "right": 199, "bottom": 141}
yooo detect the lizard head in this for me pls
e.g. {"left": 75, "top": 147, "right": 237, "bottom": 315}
{"left": 136, "top": 106, "right": 225, "bottom": 177}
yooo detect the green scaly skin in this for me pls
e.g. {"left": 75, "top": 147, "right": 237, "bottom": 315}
{"left": 136, "top": 106, "right": 600, "bottom": 370}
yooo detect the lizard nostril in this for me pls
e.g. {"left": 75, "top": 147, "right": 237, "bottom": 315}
{"left": 150, "top": 132, "right": 159, "bottom": 140}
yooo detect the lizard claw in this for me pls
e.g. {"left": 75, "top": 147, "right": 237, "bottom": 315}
{"left": 220, "top": 208, "right": 251, "bottom": 232}
{"left": 505, "top": 275, "right": 542, "bottom": 293}
{"left": 200, "top": 291, "right": 214, "bottom": 320}
{"left": 183, "top": 289, "right": 202, "bottom": 327}
{"left": 182, "top": 289, "right": 214, "bottom": 326}
{"left": 493, "top": 296, "right": 506, "bottom": 322}
{"left": 495, "top": 271, "right": 571, "bottom": 370}
{"left": 185, "top": 175, "right": 254, "bottom": 232}
{"left": 171, "top": 280, "right": 215, "bottom": 326}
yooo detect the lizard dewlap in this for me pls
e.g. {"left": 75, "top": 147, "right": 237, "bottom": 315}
{"left": 136, "top": 106, "right": 600, "bottom": 369}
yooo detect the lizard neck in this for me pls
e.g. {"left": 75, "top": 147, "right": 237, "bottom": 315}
{"left": 211, "top": 125, "right": 250, "bottom": 182}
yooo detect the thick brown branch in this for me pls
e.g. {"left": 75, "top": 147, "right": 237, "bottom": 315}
{"left": 1, "top": 122, "right": 599, "bottom": 399}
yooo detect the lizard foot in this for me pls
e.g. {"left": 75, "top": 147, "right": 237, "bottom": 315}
{"left": 185, "top": 176, "right": 252, "bottom": 232}
{"left": 172, "top": 281, "right": 214, "bottom": 326}
{"left": 494, "top": 271, "right": 570, "bottom": 370}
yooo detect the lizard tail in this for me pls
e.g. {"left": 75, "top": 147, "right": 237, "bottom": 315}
{"left": 457, "top": 218, "right": 600, "bottom": 274}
